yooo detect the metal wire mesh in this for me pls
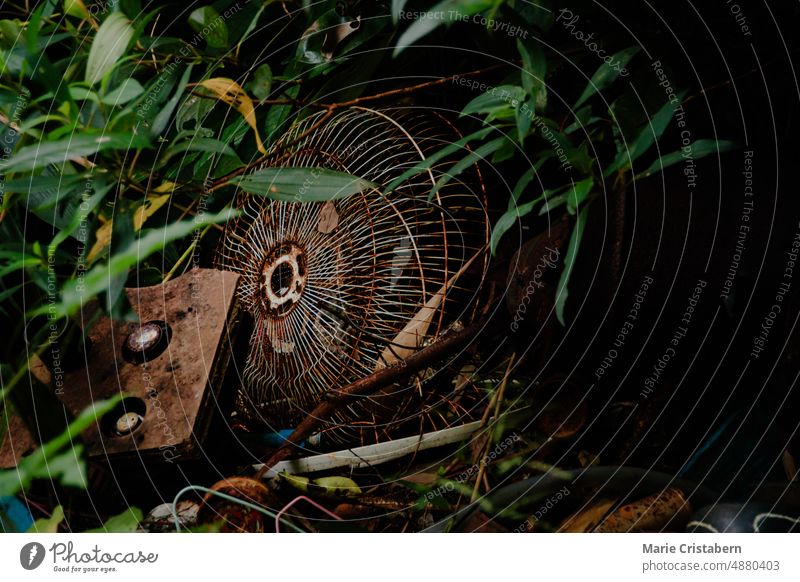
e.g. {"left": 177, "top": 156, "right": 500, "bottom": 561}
{"left": 216, "top": 107, "right": 488, "bottom": 443}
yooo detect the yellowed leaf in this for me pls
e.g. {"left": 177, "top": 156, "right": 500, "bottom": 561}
{"left": 558, "top": 498, "right": 618, "bottom": 533}
{"left": 87, "top": 216, "right": 112, "bottom": 262}
{"left": 195, "top": 78, "right": 266, "bottom": 154}
{"left": 64, "top": 0, "right": 91, "bottom": 21}
{"left": 87, "top": 195, "right": 170, "bottom": 262}
{"left": 133, "top": 194, "right": 170, "bottom": 230}
{"left": 153, "top": 181, "right": 178, "bottom": 193}
{"left": 594, "top": 488, "right": 691, "bottom": 533}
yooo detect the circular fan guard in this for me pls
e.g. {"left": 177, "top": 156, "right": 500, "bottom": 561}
{"left": 217, "top": 107, "right": 488, "bottom": 443}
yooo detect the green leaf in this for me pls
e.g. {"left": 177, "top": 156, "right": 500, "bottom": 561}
{"left": 392, "top": 0, "right": 409, "bottom": 23}
{"left": 0, "top": 397, "right": 122, "bottom": 496}
{"left": 565, "top": 105, "right": 601, "bottom": 135}
{"left": 25, "top": 3, "right": 44, "bottom": 55}
{"left": 311, "top": 476, "right": 362, "bottom": 498}
{"left": 0, "top": 19, "right": 22, "bottom": 50}
{"left": 247, "top": 63, "right": 272, "bottom": 101}
{"left": 381, "top": 127, "right": 494, "bottom": 195}
{"left": 162, "top": 137, "right": 240, "bottom": 165}
{"left": 0, "top": 133, "right": 151, "bottom": 173}
{"left": 85, "top": 12, "right": 135, "bottom": 86}
{"left": 101, "top": 204, "right": 135, "bottom": 317}
{"left": 604, "top": 92, "right": 687, "bottom": 177}
{"left": 188, "top": 6, "right": 228, "bottom": 49}
{"left": 574, "top": 46, "right": 639, "bottom": 109}
{"left": 132, "top": 63, "right": 182, "bottom": 130}
{"left": 101, "top": 79, "right": 145, "bottom": 106}
{"left": 2, "top": 174, "right": 86, "bottom": 210}
{"left": 566, "top": 177, "right": 593, "bottom": 214}
{"left": 85, "top": 508, "right": 143, "bottom": 533}
{"left": 510, "top": 166, "right": 535, "bottom": 206}
{"left": 635, "top": 139, "right": 738, "bottom": 180}
{"left": 50, "top": 178, "right": 112, "bottom": 249}
{"left": 490, "top": 198, "right": 539, "bottom": 255}
{"left": 537, "top": 183, "right": 573, "bottom": 215}
{"left": 235, "top": 1, "right": 268, "bottom": 49}
{"left": 555, "top": 205, "right": 590, "bottom": 325}
{"left": 461, "top": 85, "right": 526, "bottom": 118}
{"left": 429, "top": 136, "right": 507, "bottom": 199}
{"left": 492, "top": 180, "right": 569, "bottom": 254}
{"left": 516, "top": 102, "right": 533, "bottom": 144}
{"left": 0, "top": 257, "right": 41, "bottom": 278}
{"left": 150, "top": 65, "right": 193, "bottom": 138}
{"left": 517, "top": 0, "right": 554, "bottom": 31}
{"left": 44, "top": 445, "right": 88, "bottom": 489}
{"left": 64, "top": 0, "right": 90, "bottom": 20}
{"left": 538, "top": 192, "right": 567, "bottom": 215}
{"left": 393, "top": 0, "right": 494, "bottom": 57}
{"left": 280, "top": 472, "right": 310, "bottom": 493}
{"left": 69, "top": 86, "right": 100, "bottom": 103}
{"left": 509, "top": 155, "right": 553, "bottom": 206}
{"left": 28, "top": 505, "right": 64, "bottom": 533}
{"left": 265, "top": 83, "right": 300, "bottom": 141}
{"left": 517, "top": 38, "right": 547, "bottom": 111}
{"left": 49, "top": 210, "right": 236, "bottom": 318}
{"left": 231, "top": 168, "right": 377, "bottom": 202}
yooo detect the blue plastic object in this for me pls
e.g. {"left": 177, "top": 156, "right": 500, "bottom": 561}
{"left": 0, "top": 496, "right": 34, "bottom": 533}
{"left": 240, "top": 429, "right": 322, "bottom": 449}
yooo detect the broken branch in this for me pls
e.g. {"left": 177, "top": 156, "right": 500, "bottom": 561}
{"left": 255, "top": 321, "right": 485, "bottom": 480}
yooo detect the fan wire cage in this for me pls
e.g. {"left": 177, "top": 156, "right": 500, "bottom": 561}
{"left": 216, "top": 106, "right": 489, "bottom": 445}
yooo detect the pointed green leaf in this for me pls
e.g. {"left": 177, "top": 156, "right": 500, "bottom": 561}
{"left": 490, "top": 199, "right": 539, "bottom": 255}
{"left": 231, "top": 167, "right": 377, "bottom": 202}
{"left": 28, "top": 506, "right": 65, "bottom": 533}
{"left": 85, "top": 12, "right": 135, "bottom": 86}
{"left": 247, "top": 63, "right": 272, "bottom": 101}
{"left": 429, "top": 136, "right": 507, "bottom": 199}
{"left": 162, "top": 137, "right": 240, "bottom": 164}
{"left": 605, "top": 92, "right": 687, "bottom": 177}
{"left": 382, "top": 127, "right": 494, "bottom": 195}
{"left": 635, "top": 139, "right": 738, "bottom": 180}
{"left": 0, "top": 133, "right": 151, "bottom": 173}
{"left": 393, "top": 0, "right": 494, "bottom": 57}
{"left": 85, "top": 508, "right": 143, "bottom": 533}
{"left": 149, "top": 65, "right": 193, "bottom": 138}
{"left": 566, "top": 177, "right": 593, "bottom": 214}
{"left": 517, "top": 37, "right": 547, "bottom": 111}
{"left": 100, "top": 79, "right": 145, "bottom": 106}
{"left": 555, "top": 205, "right": 590, "bottom": 325}
{"left": 0, "top": 397, "right": 122, "bottom": 496}
{"left": 48, "top": 210, "right": 236, "bottom": 318}
{"left": 574, "top": 46, "right": 639, "bottom": 109}
{"left": 492, "top": 181, "right": 570, "bottom": 254}
{"left": 516, "top": 102, "right": 533, "bottom": 143}
{"left": 392, "top": 0, "right": 409, "bottom": 23}
{"left": 188, "top": 6, "right": 228, "bottom": 49}
{"left": 461, "top": 85, "right": 526, "bottom": 118}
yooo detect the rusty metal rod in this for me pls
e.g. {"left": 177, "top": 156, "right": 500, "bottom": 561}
{"left": 255, "top": 321, "right": 484, "bottom": 480}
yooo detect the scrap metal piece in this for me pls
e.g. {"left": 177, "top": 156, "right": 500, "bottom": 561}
{"left": 217, "top": 108, "right": 489, "bottom": 442}
{"left": 0, "top": 269, "right": 240, "bottom": 467}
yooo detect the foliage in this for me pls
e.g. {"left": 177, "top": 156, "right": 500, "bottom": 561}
{"left": 0, "top": 0, "right": 736, "bottom": 530}
{"left": 0, "top": 396, "right": 121, "bottom": 497}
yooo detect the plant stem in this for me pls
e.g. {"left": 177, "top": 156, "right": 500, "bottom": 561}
{"left": 162, "top": 224, "right": 212, "bottom": 283}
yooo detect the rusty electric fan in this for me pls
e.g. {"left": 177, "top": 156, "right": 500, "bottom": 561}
{"left": 216, "top": 107, "right": 488, "bottom": 444}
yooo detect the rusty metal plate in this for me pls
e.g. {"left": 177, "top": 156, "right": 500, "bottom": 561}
{"left": 0, "top": 268, "right": 240, "bottom": 467}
